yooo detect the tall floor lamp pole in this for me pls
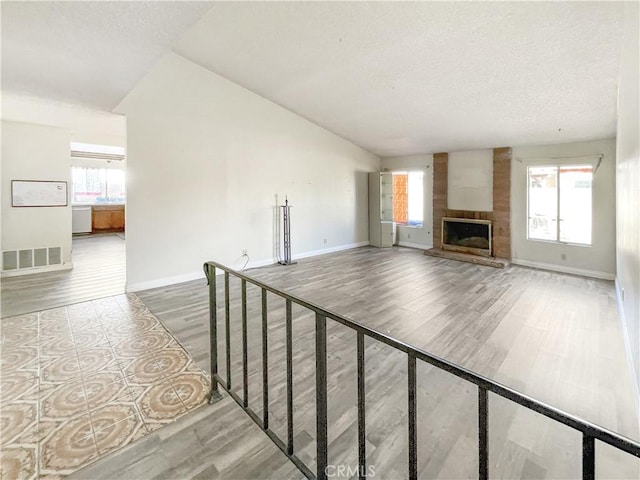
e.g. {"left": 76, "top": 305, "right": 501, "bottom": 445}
{"left": 279, "top": 197, "right": 297, "bottom": 266}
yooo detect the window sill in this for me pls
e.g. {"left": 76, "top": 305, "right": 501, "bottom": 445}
{"left": 72, "top": 202, "right": 126, "bottom": 206}
{"left": 526, "top": 238, "right": 591, "bottom": 248}
{"left": 396, "top": 224, "right": 424, "bottom": 229}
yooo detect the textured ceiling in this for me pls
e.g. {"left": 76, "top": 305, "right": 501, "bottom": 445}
{"left": 1, "top": 1, "right": 214, "bottom": 110}
{"left": 2, "top": 2, "right": 627, "bottom": 156}
{"left": 175, "top": 2, "right": 625, "bottom": 156}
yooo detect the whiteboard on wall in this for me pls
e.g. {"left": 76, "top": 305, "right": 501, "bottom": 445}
{"left": 11, "top": 180, "right": 68, "bottom": 207}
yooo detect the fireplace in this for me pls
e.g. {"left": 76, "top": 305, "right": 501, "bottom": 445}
{"left": 442, "top": 217, "right": 492, "bottom": 257}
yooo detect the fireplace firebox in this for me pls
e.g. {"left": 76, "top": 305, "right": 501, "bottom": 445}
{"left": 442, "top": 217, "right": 492, "bottom": 257}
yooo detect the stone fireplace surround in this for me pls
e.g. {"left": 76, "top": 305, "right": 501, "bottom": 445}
{"left": 431, "top": 147, "right": 511, "bottom": 260}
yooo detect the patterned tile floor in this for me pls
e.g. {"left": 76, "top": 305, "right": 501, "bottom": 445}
{"left": 0, "top": 294, "right": 211, "bottom": 480}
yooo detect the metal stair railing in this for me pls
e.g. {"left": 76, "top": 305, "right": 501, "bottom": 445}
{"left": 203, "top": 261, "right": 640, "bottom": 480}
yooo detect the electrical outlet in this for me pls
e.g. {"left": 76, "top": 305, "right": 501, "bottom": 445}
{"left": 323, "top": 238, "right": 327, "bottom": 244}
{"left": 561, "top": 253, "right": 567, "bottom": 260}
{"left": 242, "top": 249, "right": 248, "bottom": 256}
{"left": 407, "top": 233, "right": 411, "bottom": 239}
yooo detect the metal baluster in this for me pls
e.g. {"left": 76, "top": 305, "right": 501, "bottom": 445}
{"left": 286, "top": 299, "right": 294, "bottom": 455}
{"left": 408, "top": 354, "right": 417, "bottom": 480}
{"left": 583, "top": 434, "right": 595, "bottom": 480}
{"left": 225, "top": 272, "right": 231, "bottom": 390}
{"left": 357, "top": 332, "right": 366, "bottom": 480}
{"left": 262, "top": 288, "right": 269, "bottom": 430}
{"left": 201, "top": 261, "right": 640, "bottom": 480}
{"left": 242, "top": 279, "right": 248, "bottom": 408}
{"left": 478, "top": 386, "right": 488, "bottom": 480}
{"left": 205, "top": 264, "right": 222, "bottom": 403}
{"left": 316, "top": 313, "right": 328, "bottom": 480}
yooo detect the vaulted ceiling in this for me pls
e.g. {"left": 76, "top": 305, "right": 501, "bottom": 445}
{"left": 1, "top": 1, "right": 627, "bottom": 156}
{"left": 1, "top": 1, "right": 214, "bottom": 111}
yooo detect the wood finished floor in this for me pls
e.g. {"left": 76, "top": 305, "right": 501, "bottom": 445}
{"left": 5, "top": 243, "right": 637, "bottom": 479}
{"left": 70, "top": 394, "right": 304, "bottom": 480}
{"left": 1, "top": 234, "right": 126, "bottom": 318}
{"left": 78, "top": 246, "right": 639, "bottom": 480}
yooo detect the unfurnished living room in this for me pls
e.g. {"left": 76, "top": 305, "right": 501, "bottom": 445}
{"left": 1, "top": 1, "right": 639, "bottom": 480}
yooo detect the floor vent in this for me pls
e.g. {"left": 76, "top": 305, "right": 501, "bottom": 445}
{"left": 2, "top": 247, "right": 62, "bottom": 271}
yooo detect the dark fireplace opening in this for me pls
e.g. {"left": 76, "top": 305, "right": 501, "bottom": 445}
{"left": 442, "top": 218, "right": 492, "bottom": 256}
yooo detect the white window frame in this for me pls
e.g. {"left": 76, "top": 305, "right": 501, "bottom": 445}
{"left": 526, "top": 164, "right": 593, "bottom": 246}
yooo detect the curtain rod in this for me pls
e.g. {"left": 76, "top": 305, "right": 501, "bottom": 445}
{"left": 516, "top": 153, "right": 604, "bottom": 174}
{"left": 516, "top": 153, "right": 603, "bottom": 161}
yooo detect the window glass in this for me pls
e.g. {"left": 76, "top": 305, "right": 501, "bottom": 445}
{"left": 527, "top": 165, "right": 592, "bottom": 245}
{"left": 392, "top": 171, "right": 423, "bottom": 227}
{"left": 106, "top": 169, "right": 126, "bottom": 202}
{"left": 407, "top": 171, "right": 424, "bottom": 226}
{"left": 528, "top": 166, "right": 558, "bottom": 241}
{"left": 559, "top": 166, "right": 592, "bottom": 245}
{"left": 392, "top": 174, "right": 408, "bottom": 223}
{"left": 72, "top": 166, "right": 125, "bottom": 204}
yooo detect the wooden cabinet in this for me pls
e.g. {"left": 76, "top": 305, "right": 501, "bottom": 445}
{"left": 92, "top": 205, "right": 125, "bottom": 232}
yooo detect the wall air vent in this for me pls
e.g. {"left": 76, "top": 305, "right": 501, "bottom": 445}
{"left": 2, "top": 246, "right": 63, "bottom": 271}
{"left": 2, "top": 251, "right": 18, "bottom": 270}
{"left": 19, "top": 250, "right": 33, "bottom": 268}
{"left": 34, "top": 248, "right": 47, "bottom": 267}
{"left": 48, "top": 247, "right": 62, "bottom": 265}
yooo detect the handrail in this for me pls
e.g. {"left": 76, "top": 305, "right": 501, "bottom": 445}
{"left": 203, "top": 260, "right": 640, "bottom": 480}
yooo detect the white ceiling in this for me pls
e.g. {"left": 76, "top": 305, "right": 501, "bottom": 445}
{"left": 1, "top": 1, "right": 214, "bottom": 111}
{"left": 2, "top": 2, "right": 627, "bottom": 156}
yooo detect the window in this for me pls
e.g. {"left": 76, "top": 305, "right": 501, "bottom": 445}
{"left": 72, "top": 167, "right": 125, "bottom": 204}
{"left": 527, "top": 165, "right": 592, "bottom": 245}
{"left": 392, "top": 171, "right": 424, "bottom": 227}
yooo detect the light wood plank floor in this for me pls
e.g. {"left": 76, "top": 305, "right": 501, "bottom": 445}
{"left": 1, "top": 234, "right": 125, "bottom": 318}
{"left": 71, "top": 394, "right": 304, "bottom": 480}
{"left": 78, "top": 246, "right": 639, "bottom": 479}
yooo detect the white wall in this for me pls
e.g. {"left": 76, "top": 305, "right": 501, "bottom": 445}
{"left": 115, "top": 53, "right": 380, "bottom": 291}
{"left": 512, "top": 138, "right": 616, "bottom": 279}
{"left": 1, "top": 121, "right": 73, "bottom": 269}
{"left": 447, "top": 149, "right": 493, "bottom": 212}
{"left": 615, "top": 2, "right": 640, "bottom": 396}
{"left": 1, "top": 92, "right": 126, "bottom": 147}
{"left": 380, "top": 155, "right": 433, "bottom": 248}
{"left": 0, "top": 94, "right": 127, "bottom": 276}
{"left": 1, "top": 93, "right": 127, "bottom": 189}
